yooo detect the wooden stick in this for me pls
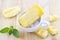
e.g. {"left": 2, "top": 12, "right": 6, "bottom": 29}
{"left": 52, "top": 36, "right": 57, "bottom": 40}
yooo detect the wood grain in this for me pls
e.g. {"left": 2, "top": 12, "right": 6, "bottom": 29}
{"left": 0, "top": 0, "right": 60, "bottom": 40}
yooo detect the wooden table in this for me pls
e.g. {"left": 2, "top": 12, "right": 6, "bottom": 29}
{"left": 0, "top": 0, "right": 60, "bottom": 40}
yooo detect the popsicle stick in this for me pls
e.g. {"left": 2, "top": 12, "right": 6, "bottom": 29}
{"left": 52, "top": 36, "right": 57, "bottom": 40}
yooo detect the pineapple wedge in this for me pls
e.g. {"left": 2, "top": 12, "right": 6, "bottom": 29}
{"left": 35, "top": 28, "right": 48, "bottom": 38}
{"left": 3, "top": 7, "right": 21, "bottom": 18}
{"left": 48, "top": 26, "right": 58, "bottom": 36}
{"left": 49, "top": 15, "right": 58, "bottom": 22}
{"left": 18, "top": 5, "right": 44, "bottom": 28}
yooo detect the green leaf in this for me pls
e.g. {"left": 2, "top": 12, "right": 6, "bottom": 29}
{"left": 13, "top": 29, "right": 19, "bottom": 38}
{"left": 0, "top": 27, "right": 9, "bottom": 33}
{"left": 8, "top": 26, "right": 13, "bottom": 35}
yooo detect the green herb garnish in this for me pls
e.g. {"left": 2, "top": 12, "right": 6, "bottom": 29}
{"left": 13, "top": 29, "right": 19, "bottom": 38}
{"left": 8, "top": 26, "right": 13, "bottom": 35}
{"left": 0, "top": 27, "right": 9, "bottom": 33}
{"left": 0, "top": 26, "right": 20, "bottom": 38}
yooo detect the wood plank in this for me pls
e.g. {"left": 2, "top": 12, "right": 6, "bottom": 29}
{"left": 0, "top": 0, "right": 60, "bottom": 40}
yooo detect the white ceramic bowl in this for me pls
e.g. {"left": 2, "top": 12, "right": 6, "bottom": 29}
{"left": 17, "top": 10, "right": 41, "bottom": 32}
{"left": 17, "top": 10, "right": 50, "bottom": 32}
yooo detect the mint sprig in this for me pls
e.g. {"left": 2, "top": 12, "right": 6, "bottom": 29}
{"left": 0, "top": 26, "right": 20, "bottom": 38}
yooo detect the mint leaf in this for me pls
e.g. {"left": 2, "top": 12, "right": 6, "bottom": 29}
{"left": 8, "top": 26, "right": 13, "bottom": 35}
{"left": 0, "top": 27, "right": 9, "bottom": 33}
{"left": 13, "top": 29, "right": 19, "bottom": 38}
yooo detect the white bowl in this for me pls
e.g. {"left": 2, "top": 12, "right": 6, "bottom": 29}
{"left": 17, "top": 10, "right": 41, "bottom": 32}
{"left": 17, "top": 10, "right": 50, "bottom": 32}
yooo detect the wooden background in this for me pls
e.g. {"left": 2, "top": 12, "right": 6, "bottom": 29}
{"left": 0, "top": 0, "right": 60, "bottom": 40}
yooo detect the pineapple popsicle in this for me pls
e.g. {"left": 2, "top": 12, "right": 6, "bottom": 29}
{"left": 49, "top": 15, "right": 58, "bottom": 22}
{"left": 48, "top": 26, "right": 58, "bottom": 36}
{"left": 35, "top": 28, "right": 48, "bottom": 38}
{"left": 3, "top": 7, "right": 21, "bottom": 18}
{"left": 18, "top": 5, "right": 44, "bottom": 28}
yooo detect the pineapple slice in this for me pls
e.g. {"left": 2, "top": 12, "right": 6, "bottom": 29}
{"left": 49, "top": 15, "right": 58, "bottom": 22}
{"left": 48, "top": 26, "right": 58, "bottom": 36}
{"left": 3, "top": 7, "right": 21, "bottom": 18}
{"left": 35, "top": 28, "right": 48, "bottom": 38}
{"left": 18, "top": 5, "right": 44, "bottom": 28}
